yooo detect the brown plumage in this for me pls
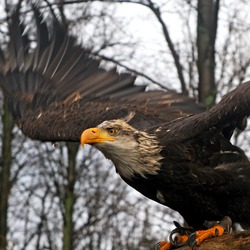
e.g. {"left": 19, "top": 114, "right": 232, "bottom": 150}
{"left": 0, "top": 7, "right": 204, "bottom": 142}
{"left": 1, "top": 6, "right": 250, "bottom": 249}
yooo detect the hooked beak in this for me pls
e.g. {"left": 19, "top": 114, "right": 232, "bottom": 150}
{"left": 80, "top": 127, "right": 115, "bottom": 148}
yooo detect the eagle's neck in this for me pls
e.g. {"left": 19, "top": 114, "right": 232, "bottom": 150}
{"left": 97, "top": 131, "right": 163, "bottom": 180}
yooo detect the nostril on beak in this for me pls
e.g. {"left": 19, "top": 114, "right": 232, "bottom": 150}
{"left": 92, "top": 129, "right": 96, "bottom": 134}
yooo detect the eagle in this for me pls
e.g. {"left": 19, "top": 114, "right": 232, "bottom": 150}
{"left": 1, "top": 6, "right": 250, "bottom": 250}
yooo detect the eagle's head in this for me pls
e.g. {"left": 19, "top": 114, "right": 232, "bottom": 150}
{"left": 80, "top": 119, "right": 163, "bottom": 180}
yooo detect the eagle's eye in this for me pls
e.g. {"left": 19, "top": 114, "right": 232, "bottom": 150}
{"left": 107, "top": 128, "right": 119, "bottom": 136}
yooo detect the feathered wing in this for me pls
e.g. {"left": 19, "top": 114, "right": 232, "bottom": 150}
{"left": 163, "top": 81, "right": 250, "bottom": 142}
{"left": 0, "top": 7, "right": 141, "bottom": 141}
{"left": 155, "top": 81, "right": 250, "bottom": 180}
{"left": 0, "top": 6, "right": 204, "bottom": 142}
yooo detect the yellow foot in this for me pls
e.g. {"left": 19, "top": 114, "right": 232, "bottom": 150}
{"left": 155, "top": 241, "right": 172, "bottom": 250}
{"left": 189, "top": 216, "right": 232, "bottom": 249}
{"left": 156, "top": 235, "right": 189, "bottom": 250}
{"left": 193, "top": 224, "right": 225, "bottom": 246}
{"left": 156, "top": 217, "right": 232, "bottom": 250}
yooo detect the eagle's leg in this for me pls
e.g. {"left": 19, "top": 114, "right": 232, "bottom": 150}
{"left": 156, "top": 217, "right": 232, "bottom": 249}
{"left": 155, "top": 234, "right": 189, "bottom": 249}
{"left": 155, "top": 221, "right": 193, "bottom": 249}
{"left": 188, "top": 216, "right": 232, "bottom": 249}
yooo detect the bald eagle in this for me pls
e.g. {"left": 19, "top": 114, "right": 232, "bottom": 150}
{"left": 1, "top": 6, "right": 250, "bottom": 250}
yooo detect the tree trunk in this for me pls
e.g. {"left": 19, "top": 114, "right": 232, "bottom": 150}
{"left": 197, "top": 0, "right": 220, "bottom": 106}
{"left": 63, "top": 143, "right": 78, "bottom": 250}
{"left": 177, "top": 231, "right": 250, "bottom": 250}
{"left": 0, "top": 100, "right": 13, "bottom": 250}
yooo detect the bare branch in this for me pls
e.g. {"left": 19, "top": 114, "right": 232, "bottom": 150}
{"left": 94, "top": 52, "right": 171, "bottom": 90}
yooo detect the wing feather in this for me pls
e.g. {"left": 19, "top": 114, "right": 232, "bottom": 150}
{"left": 161, "top": 81, "right": 250, "bottom": 142}
{"left": 0, "top": 5, "right": 205, "bottom": 142}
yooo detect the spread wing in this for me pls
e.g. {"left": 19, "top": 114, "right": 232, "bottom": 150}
{"left": 161, "top": 81, "right": 250, "bottom": 142}
{"left": 156, "top": 80, "right": 250, "bottom": 170}
{"left": 0, "top": 6, "right": 204, "bottom": 142}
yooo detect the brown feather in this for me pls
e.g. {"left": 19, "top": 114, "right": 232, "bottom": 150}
{"left": 0, "top": 7, "right": 203, "bottom": 142}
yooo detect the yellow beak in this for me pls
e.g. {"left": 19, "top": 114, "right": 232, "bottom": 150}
{"left": 80, "top": 128, "right": 115, "bottom": 148}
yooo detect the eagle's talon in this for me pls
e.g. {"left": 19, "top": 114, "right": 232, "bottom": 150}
{"left": 170, "top": 222, "right": 193, "bottom": 241}
{"left": 155, "top": 222, "right": 192, "bottom": 250}
{"left": 187, "top": 232, "right": 197, "bottom": 249}
{"left": 154, "top": 241, "right": 174, "bottom": 250}
{"left": 169, "top": 222, "right": 192, "bottom": 247}
{"left": 218, "top": 216, "right": 232, "bottom": 234}
{"left": 169, "top": 227, "right": 180, "bottom": 244}
{"left": 187, "top": 217, "right": 232, "bottom": 248}
{"left": 170, "top": 234, "right": 189, "bottom": 248}
{"left": 191, "top": 241, "right": 197, "bottom": 250}
{"left": 154, "top": 241, "right": 161, "bottom": 250}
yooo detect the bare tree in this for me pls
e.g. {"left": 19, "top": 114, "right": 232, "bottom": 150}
{"left": 0, "top": 101, "right": 13, "bottom": 250}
